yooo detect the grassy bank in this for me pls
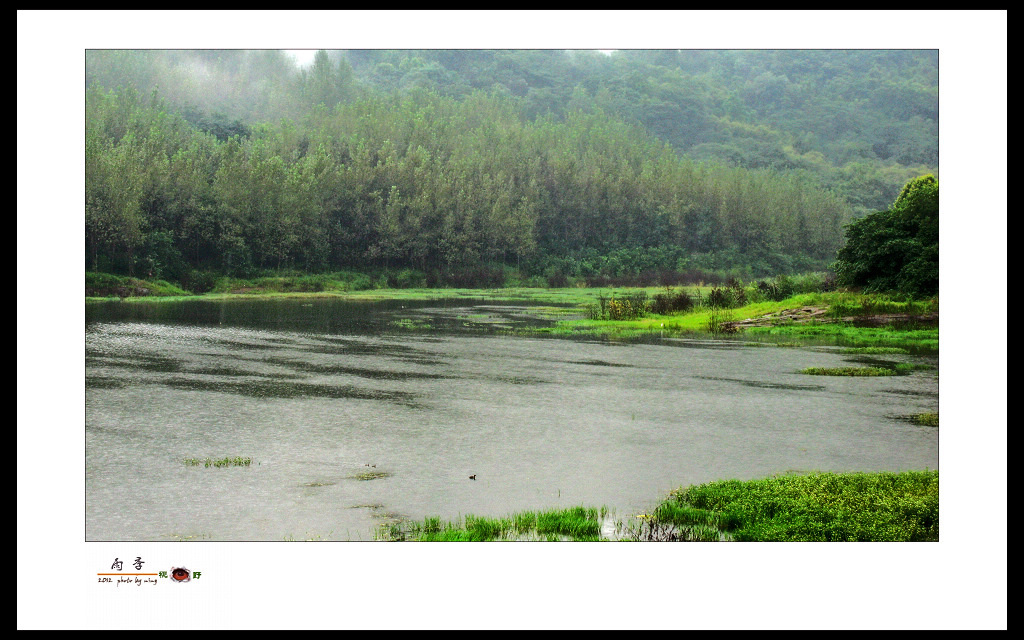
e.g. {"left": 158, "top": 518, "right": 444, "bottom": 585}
{"left": 532, "top": 290, "right": 937, "bottom": 352}
{"left": 85, "top": 271, "right": 191, "bottom": 298}
{"left": 375, "top": 470, "right": 938, "bottom": 542}
{"left": 86, "top": 271, "right": 938, "bottom": 352}
{"left": 745, "top": 322, "right": 938, "bottom": 352}
{"left": 640, "top": 470, "right": 939, "bottom": 542}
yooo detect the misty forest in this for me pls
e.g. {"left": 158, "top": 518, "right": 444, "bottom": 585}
{"left": 85, "top": 49, "right": 938, "bottom": 289}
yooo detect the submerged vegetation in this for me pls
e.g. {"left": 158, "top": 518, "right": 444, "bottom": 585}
{"left": 800, "top": 366, "right": 897, "bottom": 376}
{"left": 351, "top": 470, "right": 391, "bottom": 481}
{"left": 909, "top": 412, "right": 939, "bottom": 427}
{"left": 182, "top": 456, "right": 254, "bottom": 468}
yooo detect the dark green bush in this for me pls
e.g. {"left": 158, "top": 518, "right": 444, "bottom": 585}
{"left": 650, "top": 288, "right": 694, "bottom": 314}
{"left": 707, "top": 287, "right": 730, "bottom": 308}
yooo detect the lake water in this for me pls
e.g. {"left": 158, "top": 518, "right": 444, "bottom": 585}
{"left": 85, "top": 297, "right": 939, "bottom": 541}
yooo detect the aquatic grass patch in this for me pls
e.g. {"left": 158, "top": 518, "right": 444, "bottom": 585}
{"left": 706, "top": 308, "right": 737, "bottom": 334}
{"left": 800, "top": 366, "right": 896, "bottom": 376}
{"left": 894, "top": 362, "right": 936, "bottom": 374}
{"left": 840, "top": 346, "right": 911, "bottom": 355}
{"left": 649, "top": 502, "right": 744, "bottom": 530}
{"left": 351, "top": 470, "right": 391, "bottom": 481}
{"left": 532, "top": 506, "right": 605, "bottom": 540}
{"left": 379, "top": 514, "right": 512, "bottom": 541}
{"left": 629, "top": 502, "right": 739, "bottom": 541}
{"left": 653, "top": 470, "right": 939, "bottom": 542}
{"left": 543, "top": 292, "right": 836, "bottom": 339}
{"left": 631, "top": 518, "right": 725, "bottom": 542}
{"left": 376, "top": 472, "right": 940, "bottom": 542}
{"left": 908, "top": 412, "right": 939, "bottom": 427}
{"left": 391, "top": 318, "right": 433, "bottom": 330}
{"left": 379, "top": 506, "right": 607, "bottom": 541}
{"left": 183, "top": 456, "right": 254, "bottom": 468}
{"left": 750, "top": 322, "right": 938, "bottom": 353}
{"left": 163, "top": 377, "right": 421, "bottom": 405}
{"left": 800, "top": 361, "right": 934, "bottom": 377}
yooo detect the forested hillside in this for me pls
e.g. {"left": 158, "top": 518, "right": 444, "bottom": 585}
{"left": 84, "top": 49, "right": 937, "bottom": 286}
{"left": 339, "top": 49, "right": 938, "bottom": 216}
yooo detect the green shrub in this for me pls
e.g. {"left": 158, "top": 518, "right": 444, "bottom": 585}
{"left": 650, "top": 288, "right": 694, "bottom": 314}
{"left": 590, "top": 292, "right": 650, "bottom": 320}
{"left": 706, "top": 287, "right": 730, "bottom": 308}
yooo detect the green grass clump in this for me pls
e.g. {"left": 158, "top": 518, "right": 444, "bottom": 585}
{"left": 352, "top": 471, "right": 390, "bottom": 481}
{"left": 840, "top": 347, "right": 911, "bottom": 355}
{"left": 183, "top": 456, "right": 253, "bottom": 468}
{"left": 391, "top": 318, "right": 433, "bottom": 330}
{"left": 801, "top": 362, "right": 933, "bottom": 377}
{"left": 910, "top": 412, "right": 939, "bottom": 427}
{"left": 379, "top": 506, "right": 606, "bottom": 541}
{"left": 630, "top": 502, "right": 740, "bottom": 541}
{"left": 826, "top": 293, "right": 938, "bottom": 319}
{"left": 705, "top": 308, "right": 737, "bottom": 334}
{"left": 893, "top": 362, "right": 935, "bottom": 374}
{"left": 800, "top": 366, "right": 896, "bottom": 376}
{"left": 653, "top": 471, "right": 938, "bottom": 541}
{"left": 533, "top": 506, "right": 604, "bottom": 540}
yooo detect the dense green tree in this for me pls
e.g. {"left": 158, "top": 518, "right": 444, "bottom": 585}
{"left": 832, "top": 175, "right": 938, "bottom": 296}
{"left": 85, "top": 131, "right": 145, "bottom": 274}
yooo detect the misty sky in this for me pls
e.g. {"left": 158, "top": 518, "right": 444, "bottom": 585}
{"left": 285, "top": 49, "right": 317, "bottom": 67}
{"left": 285, "top": 48, "right": 615, "bottom": 68}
